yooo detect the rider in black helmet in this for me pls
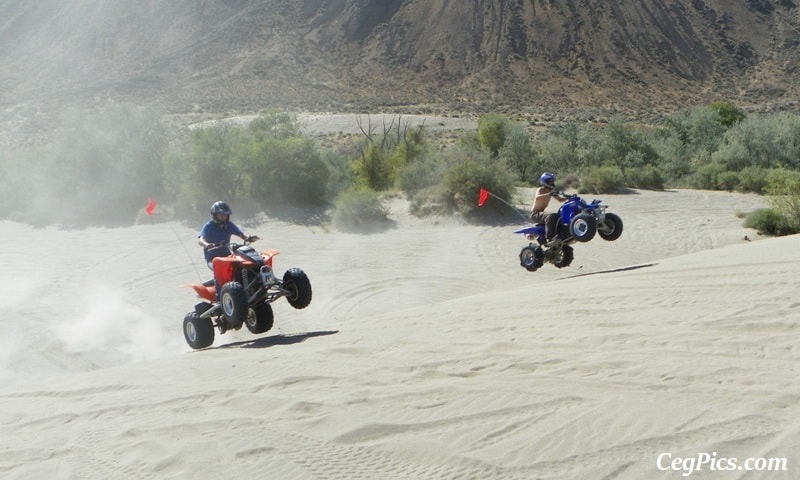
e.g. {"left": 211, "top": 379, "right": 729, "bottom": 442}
{"left": 197, "top": 201, "right": 254, "bottom": 268}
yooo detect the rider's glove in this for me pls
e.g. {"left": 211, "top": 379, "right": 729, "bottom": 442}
{"left": 245, "top": 235, "right": 258, "bottom": 243}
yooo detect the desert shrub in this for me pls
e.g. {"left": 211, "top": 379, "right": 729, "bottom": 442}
{"left": 691, "top": 162, "right": 729, "bottom": 190}
{"left": 765, "top": 168, "right": 800, "bottom": 231}
{"left": 743, "top": 208, "right": 794, "bottom": 236}
{"left": 579, "top": 165, "right": 625, "bottom": 193}
{"left": 331, "top": 188, "right": 389, "bottom": 231}
{"left": 442, "top": 145, "right": 516, "bottom": 216}
{"left": 735, "top": 166, "right": 770, "bottom": 193}
{"left": 716, "top": 170, "right": 740, "bottom": 191}
{"left": 624, "top": 165, "right": 665, "bottom": 190}
{"left": 397, "top": 153, "right": 445, "bottom": 196}
{"left": 713, "top": 113, "right": 800, "bottom": 171}
{"left": 408, "top": 185, "right": 453, "bottom": 217}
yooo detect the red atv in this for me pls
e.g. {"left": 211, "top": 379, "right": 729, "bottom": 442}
{"left": 183, "top": 238, "right": 312, "bottom": 349}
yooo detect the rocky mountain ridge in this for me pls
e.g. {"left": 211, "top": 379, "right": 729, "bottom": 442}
{"left": 1, "top": 0, "right": 798, "bottom": 121}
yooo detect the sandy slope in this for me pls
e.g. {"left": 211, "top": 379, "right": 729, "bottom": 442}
{"left": 2, "top": 189, "right": 798, "bottom": 479}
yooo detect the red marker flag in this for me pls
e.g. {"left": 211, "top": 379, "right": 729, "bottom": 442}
{"left": 144, "top": 198, "right": 156, "bottom": 216}
{"left": 477, "top": 188, "right": 489, "bottom": 207}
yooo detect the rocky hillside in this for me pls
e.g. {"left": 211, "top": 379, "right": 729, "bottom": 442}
{"left": 1, "top": 0, "right": 798, "bottom": 119}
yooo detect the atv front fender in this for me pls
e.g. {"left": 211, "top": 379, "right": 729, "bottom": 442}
{"left": 260, "top": 248, "right": 279, "bottom": 267}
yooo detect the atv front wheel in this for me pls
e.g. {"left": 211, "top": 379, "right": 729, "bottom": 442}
{"left": 283, "top": 268, "right": 312, "bottom": 309}
{"left": 569, "top": 213, "right": 597, "bottom": 242}
{"left": 183, "top": 312, "right": 214, "bottom": 349}
{"left": 598, "top": 213, "right": 623, "bottom": 241}
{"left": 519, "top": 246, "right": 544, "bottom": 272}
{"left": 553, "top": 245, "right": 574, "bottom": 268}
{"left": 246, "top": 302, "right": 274, "bottom": 334}
{"left": 220, "top": 281, "right": 248, "bottom": 328}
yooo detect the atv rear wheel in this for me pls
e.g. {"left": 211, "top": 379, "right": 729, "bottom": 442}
{"left": 220, "top": 281, "right": 248, "bottom": 328}
{"left": 246, "top": 302, "right": 274, "bottom": 334}
{"left": 519, "top": 246, "right": 544, "bottom": 272}
{"left": 283, "top": 268, "right": 312, "bottom": 309}
{"left": 569, "top": 213, "right": 597, "bottom": 242}
{"left": 183, "top": 312, "right": 214, "bottom": 349}
{"left": 553, "top": 245, "right": 574, "bottom": 268}
{"left": 598, "top": 213, "right": 623, "bottom": 241}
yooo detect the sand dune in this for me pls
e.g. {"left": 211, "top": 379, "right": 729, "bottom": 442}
{"left": 2, "top": 189, "right": 798, "bottom": 479}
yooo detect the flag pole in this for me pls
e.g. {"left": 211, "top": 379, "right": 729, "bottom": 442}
{"left": 479, "top": 189, "right": 530, "bottom": 223}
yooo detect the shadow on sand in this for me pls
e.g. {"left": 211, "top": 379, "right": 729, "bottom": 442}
{"left": 217, "top": 330, "right": 339, "bottom": 349}
{"left": 562, "top": 263, "right": 658, "bottom": 280}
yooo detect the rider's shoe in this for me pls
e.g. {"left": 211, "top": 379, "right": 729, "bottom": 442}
{"left": 545, "top": 237, "right": 561, "bottom": 247}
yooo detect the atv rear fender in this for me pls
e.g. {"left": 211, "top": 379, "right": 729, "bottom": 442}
{"left": 190, "top": 284, "right": 216, "bottom": 303}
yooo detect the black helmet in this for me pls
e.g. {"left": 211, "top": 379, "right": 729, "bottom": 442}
{"left": 210, "top": 201, "right": 232, "bottom": 222}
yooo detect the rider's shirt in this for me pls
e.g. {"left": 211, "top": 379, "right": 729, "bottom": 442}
{"left": 199, "top": 220, "right": 245, "bottom": 263}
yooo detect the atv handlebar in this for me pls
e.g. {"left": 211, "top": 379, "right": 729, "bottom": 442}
{"left": 204, "top": 241, "right": 229, "bottom": 251}
{"left": 205, "top": 236, "right": 259, "bottom": 251}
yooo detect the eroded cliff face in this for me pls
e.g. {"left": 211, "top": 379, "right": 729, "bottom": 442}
{"left": 0, "top": 0, "right": 797, "bottom": 115}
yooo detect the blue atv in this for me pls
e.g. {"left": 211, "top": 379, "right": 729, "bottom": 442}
{"left": 515, "top": 192, "right": 623, "bottom": 272}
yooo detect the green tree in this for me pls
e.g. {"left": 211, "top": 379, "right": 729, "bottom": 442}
{"left": 350, "top": 116, "right": 428, "bottom": 191}
{"left": 174, "top": 125, "right": 251, "bottom": 204}
{"left": 708, "top": 100, "right": 746, "bottom": 127}
{"left": 477, "top": 114, "right": 512, "bottom": 157}
{"left": 249, "top": 135, "right": 329, "bottom": 205}
{"left": 592, "top": 118, "right": 660, "bottom": 169}
{"left": 499, "top": 125, "right": 537, "bottom": 181}
{"left": 352, "top": 143, "right": 393, "bottom": 190}
{"left": 49, "top": 104, "right": 169, "bottom": 225}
